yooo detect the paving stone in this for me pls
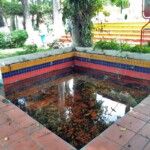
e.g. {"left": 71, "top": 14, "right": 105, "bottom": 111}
{"left": 0, "top": 130, "right": 26, "bottom": 147}
{"left": 143, "top": 142, "right": 150, "bottom": 150}
{"left": 124, "top": 134, "right": 149, "bottom": 150}
{"left": 117, "top": 115, "right": 146, "bottom": 132}
{"left": 128, "top": 110, "right": 150, "bottom": 122}
{"left": 103, "top": 124, "right": 135, "bottom": 146}
{"left": 6, "top": 137, "right": 41, "bottom": 150}
{"left": 82, "top": 135, "right": 121, "bottom": 150}
{"left": 133, "top": 103, "right": 150, "bottom": 116}
{"left": 0, "top": 113, "right": 10, "bottom": 125}
{"left": 23, "top": 123, "right": 42, "bottom": 135}
{"left": 14, "top": 115, "right": 36, "bottom": 129}
{"left": 44, "top": 139, "right": 76, "bottom": 150}
{"left": 5, "top": 107, "right": 26, "bottom": 119}
{"left": 0, "top": 122, "right": 19, "bottom": 139}
{"left": 0, "top": 143, "right": 2, "bottom": 150}
{"left": 31, "top": 127, "right": 57, "bottom": 147}
{"left": 141, "top": 96, "right": 150, "bottom": 106}
{"left": 121, "top": 147, "right": 129, "bottom": 150}
{"left": 1, "top": 104, "right": 16, "bottom": 112}
{"left": 0, "top": 101, "right": 7, "bottom": 109}
{"left": 138, "top": 123, "right": 150, "bottom": 138}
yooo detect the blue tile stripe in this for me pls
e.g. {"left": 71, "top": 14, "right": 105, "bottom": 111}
{"left": 2, "top": 57, "right": 73, "bottom": 79}
{"left": 2, "top": 56, "right": 150, "bottom": 79}
{"left": 74, "top": 56, "right": 150, "bottom": 74}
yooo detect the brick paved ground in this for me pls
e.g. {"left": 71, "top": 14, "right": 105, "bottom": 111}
{"left": 0, "top": 95, "right": 150, "bottom": 150}
{"left": 82, "top": 95, "right": 150, "bottom": 150}
{"left": 0, "top": 95, "right": 75, "bottom": 150}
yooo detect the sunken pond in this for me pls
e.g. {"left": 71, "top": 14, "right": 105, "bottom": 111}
{"left": 4, "top": 67, "right": 150, "bottom": 149}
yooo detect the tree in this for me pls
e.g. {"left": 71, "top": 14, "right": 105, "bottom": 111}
{"left": 0, "top": 0, "right": 4, "bottom": 27}
{"left": 62, "top": 0, "right": 129, "bottom": 47}
{"left": 3, "top": 0, "right": 23, "bottom": 29}
{"left": 62, "top": 0, "right": 104, "bottom": 47}
{"left": 30, "top": 0, "right": 53, "bottom": 29}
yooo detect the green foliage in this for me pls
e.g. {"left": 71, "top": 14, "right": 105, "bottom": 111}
{"left": 103, "top": 10, "right": 110, "bottom": 16}
{"left": 94, "top": 40, "right": 150, "bottom": 53}
{"left": 3, "top": 0, "right": 52, "bottom": 18}
{"left": 94, "top": 39, "right": 120, "bottom": 50}
{"left": 30, "top": 3, "right": 52, "bottom": 15}
{"left": 3, "top": 1, "right": 23, "bottom": 16}
{"left": 30, "top": 4, "right": 41, "bottom": 15}
{"left": 0, "top": 30, "right": 28, "bottom": 49}
{"left": 148, "top": 41, "right": 150, "bottom": 47}
{"left": 16, "top": 45, "right": 38, "bottom": 55}
{"left": 130, "top": 45, "right": 150, "bottom": 53}
{"left": 0, "top": 32, "right": 5, "bottom": 48}
{"left": 120, "top": 43, "right": 131, "bottom": 51}
{"left": 111, "top": 0, "right": 130, "bottom": 9}
{"left": 11, "top": 30, "right": 28, "bottom": 47}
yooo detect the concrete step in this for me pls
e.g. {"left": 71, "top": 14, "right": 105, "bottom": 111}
{"left": 92, "top": 29, "right": 150, "bottom": 34}
{"left": 93, "top": 37, "right": 148, "bottom": 44}
{"left": 93, "top": 34, "right": 150, "bottom": 39}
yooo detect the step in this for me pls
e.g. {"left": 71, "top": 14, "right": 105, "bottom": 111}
{"left": 94, "top": 25, "right": 150, "bottom": 30}
{"left": 93, "top": 34, "right": 150, "bottom": 39}
{"left": 94, "top": 22, "right": 150, "bottom": 27}
{"left": 92, "top": 29, "right": 150, "bottom": 34}
{"left": 93, "top": 37, "right": 149, "bottom": 44}
{"left": 60, "top": 36, "right": 149, "bottom": 46}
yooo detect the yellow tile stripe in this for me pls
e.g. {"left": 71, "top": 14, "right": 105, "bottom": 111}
{"left": 74, "top": 52, "right": 150, "bottom": 68}
{"left": 1, "top": 51, "right": 150, "bottom": 74}
{"left": 1, "top": 52, "right": 73, "bottom": 73}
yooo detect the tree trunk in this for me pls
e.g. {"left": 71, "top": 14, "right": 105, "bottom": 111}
{"left": 10, "top": 15, "right": 16, "bottom": 30}
{"left": 72, "top": 22, "right": 83, "bottom": 47}
{"left": 10, "top": 0, "right": 16, "bottom": 29}
{"left": 20, "top": 0, "right": 34, "bottom": 45}
{"left": 36, "top": 0, "right": 42, "bottom": 28}
{"left": 0, "top": 0, "right": 4, "bottom": 27}
{"left": 15, "top": 16, "right": 19, "bottom": 29}
{"left": 53, "top": 0, "right": 64, "bottom": 38}
{"left": 20, "top": 0, "right": 32, "bottom": 31}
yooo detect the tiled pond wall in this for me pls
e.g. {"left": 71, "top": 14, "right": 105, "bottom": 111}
{"left": 0, "top": 47, "right": 150, "bottom": 86}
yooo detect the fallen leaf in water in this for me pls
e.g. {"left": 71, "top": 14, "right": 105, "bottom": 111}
{"left": 120, "top": 128, "right": 126, "bottom": 131}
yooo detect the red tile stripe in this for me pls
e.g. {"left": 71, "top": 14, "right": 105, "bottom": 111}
{"left": 75, "top": 60, "right": 150, "bottom": 81}
{"left": 3, "top": 62, "right": 73, "bottom": 84}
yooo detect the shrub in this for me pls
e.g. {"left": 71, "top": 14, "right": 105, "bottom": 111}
{"left": 147, "top": 41, "right": 150, "bottom": 47}
{"left": 120, "top": 43, "right": 131, "bottom": 51}
{"left": 16, "top": 45, "right": 37, "bottom": 55}
{"left": 0, "top": 30, "right": 28, "bottom": 49}
{"left": 0, "top": 33, "right": 5, "bottom": 48}
{"left": 11, "top": 30, "right": 28, "bottom": 47}
{"left": 94, "top": 40, "right": 120, "bottom": 50}
{"left": 94, "top": 39, "right": 150, "bottom": 53}
{"left": 103, "top": 10, "right": 110, "bottom": 16}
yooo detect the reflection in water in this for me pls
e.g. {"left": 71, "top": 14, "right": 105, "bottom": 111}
{"left": 96, "top": 94, "right": 130, "bottom": 124}
{"left": 17, "top": 97, "right": 27, "bottom": 112}
{"left": 6, "top": 76, "right": 149, "bottom": 149}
